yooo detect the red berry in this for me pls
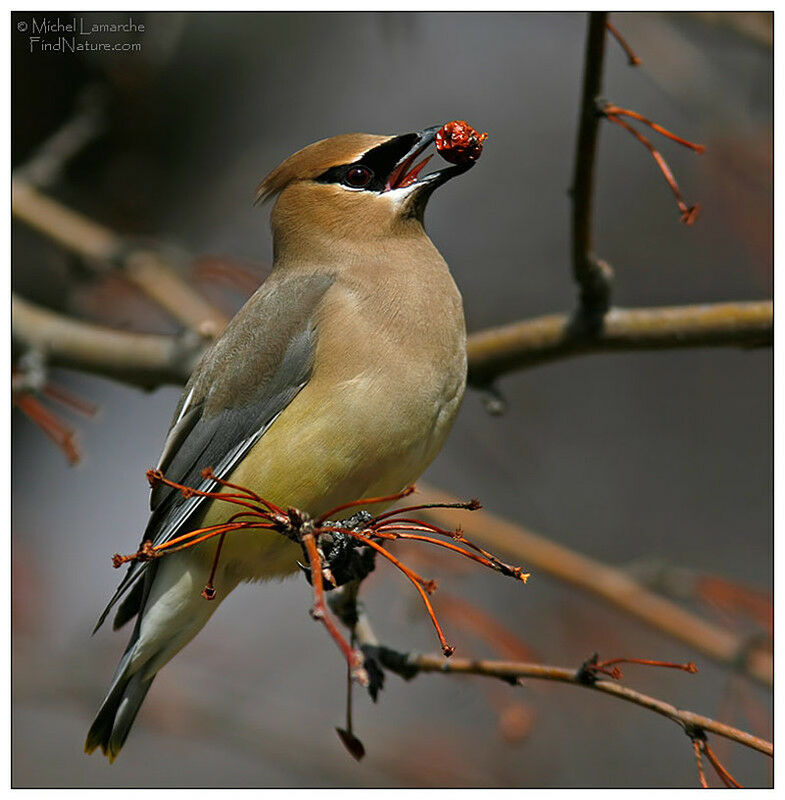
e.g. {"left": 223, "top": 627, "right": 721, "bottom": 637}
{"left": 435, "top": 120, "right": 488, "bottom": 165}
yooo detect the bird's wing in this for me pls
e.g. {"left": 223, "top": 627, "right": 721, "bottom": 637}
{"left": 94, "top": 272, "right": 334, "bottom": 632}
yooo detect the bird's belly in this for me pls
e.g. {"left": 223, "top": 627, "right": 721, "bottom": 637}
{"left": 199, "top": 364, "right": 464, "bottom": 583}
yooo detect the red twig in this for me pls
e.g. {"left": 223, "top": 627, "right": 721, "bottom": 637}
{"left": 14, "top": 392, "right": 80, "bottom": 464}
{"left": 603, "top": 104, "right": 705, "bottom": 153}
{"left": 333, "top": 528, "right": 453, "bottom": 656}
{"left": 156, "top": 521, "right": 261, "bottom": 553}
{"left": 13, "top": 369, "right": 100, "bottom": 464}
{"left": 111, "top": 471, "right": 530, "bottom": 670}
{"left": 703, "top": 739, "right": 743, "bottom": 788}
{"left": 147, "top": 468, "right": 284, "bottom": 517}
{"left": 315, "top": 485, "right": 415, "bottom": 525}
{"left": 606, "top": 20, "right": 641, "bottom": 66}
{"left": 590, "top": 656, "right": 698, "bottom": 681}
{"left": 371, "top": 497, "right": 481, "bottom": 523}
{"left": 375, "top": 506, "right": 527, "bottom": 581}
{"left": 692, "top": 738, "right": 709, "bottom": 788}
{"left": 198, "top": 467, "right": 286, "bottom": 515}
{"left": 374, "top": 528, "right": 529, "bottom": 581}
{"left": 41, "top": 381, "right": 99, "bottom": 416}
{"left": 450, "top": 527, "right": 531, "bottom": 581}
{"left": 302, "top": 529, "right": 368, "bottom": 685}
{"left": 604, "top": 112, "right": 701, "bottom": 225}
{"left": 200, "top": 531, "right": 227, "bottom": 600}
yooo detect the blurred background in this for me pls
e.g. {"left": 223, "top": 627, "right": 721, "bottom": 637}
{"left": 12, "top": 11, "right": 772, "bottom": 788}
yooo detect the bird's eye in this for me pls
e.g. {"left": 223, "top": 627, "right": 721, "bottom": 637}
{"left": 344, "top": 165, "right": 373, "bottom": 188}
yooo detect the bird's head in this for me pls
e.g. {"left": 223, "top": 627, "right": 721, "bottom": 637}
{"left": 256, "top": 126, "right": 478, "bottom": 251}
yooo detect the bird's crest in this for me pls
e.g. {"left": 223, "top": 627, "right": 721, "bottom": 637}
{"left": 255, "top": 132, "right": 390, "bottom": 204}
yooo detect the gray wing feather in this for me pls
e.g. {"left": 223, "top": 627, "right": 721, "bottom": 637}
{"left": 94, "top": 273, "right": 333, "bottom": 632}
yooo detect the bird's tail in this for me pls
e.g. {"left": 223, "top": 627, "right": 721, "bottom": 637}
{"left": 86, "top": 562, "right": 158, "bottom": 762}
{"left": 84, "top": 648, "right": 155, "bottom": 763}
{"left": 86, "top": 554, "right": 225, "bottom": 761}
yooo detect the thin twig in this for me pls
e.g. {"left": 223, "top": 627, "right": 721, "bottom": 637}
{"left": 587, "top": 655, "right": 698, "bottom": 681}
{"left": 13, "top": 392, "right": 80, "bottom": 464}
{"left": 12, "top": 368, "right": 99, "bottom": 464}
{"left": 396, "top": 652, "right": 772, "bottom": 757}
{"left": 332, "top": 530, "right": 455, "bottom": 656}
{"left": 415, "top": 484, "right": 773, "bottom": 689}
{"left": 14, "top": 84, "right": 106, "bottom": 189}
{"left": 606, "top": 657, "right": 698, "bottom": 673}
{"left": 692, "top": 738, "right": 710, "bottom": 787}
{"left": 703, "top": 739, "right": 744, "bottom": 787}
{"left": 602, "top": 104, "right": 705, "bottom": 153}
{"left": 40, "top": 382, "right": 99, "bottom": 417}
{"left": 604, "top": 113, "right": 700, "bottom": 224}
{"left": 373, "top": 528, "right": 528, "bottom": 579}
{"left": 606, "top": 19, "right": 641, "bottom": 66}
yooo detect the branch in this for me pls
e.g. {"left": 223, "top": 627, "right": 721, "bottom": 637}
{"left": 415, "top": 484, "right": 772, "bottom": 689}
{"left": 14, "top": 83, "right": 107, "bottom": 190}
{"left": 11, "top": 296, "right": 772, "bottom": 687}
{"left": 12, "top": 293, "right": 200, "bottom": 389}
{"left": 12, "top": 179, "right": 228, "bottom": 336}
{"left": 570, "top": 11, "right": 612, "bottom": 328}
{"left": 14, "top": 291, "right": 769, "bottom": 691}
{"left": 467, "top": 301, "right": 773, "bottom": 385}
{"left": 14, "top": 292, "right": 772, "bottom": 394}
{"left": 389, "top": 652, "right": 772, "bottom": 757}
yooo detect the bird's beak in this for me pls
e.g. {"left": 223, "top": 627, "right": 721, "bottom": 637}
{"left": 368, "top": 126, "right": 476, "bottom": 194}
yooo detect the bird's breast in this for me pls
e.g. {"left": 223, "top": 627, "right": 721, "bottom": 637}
{"left": 210, "top": 251, "right": 467, "bottom": 582}
{"left": 301, "top": 255, "right": 468, "bottom": 496}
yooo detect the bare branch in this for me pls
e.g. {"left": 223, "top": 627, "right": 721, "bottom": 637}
{"left": 395, "top": 652, "right": 772, "bottom": 757}
{"left": 12, "top": 293, "right": 200, "bottom": 389}
{"left": 416, "top": 484, "right": 773, "bottom": 689}
{"left": 122, "top": 249, "right": 228, "bottom": 337}
{"left": 467, "top": 301, "right": 773, "bottom": 385}
{"left": 15, "top": 287, "right": 770, "bottom": 688}
{"left": 12, "top": 178, "right": 117, "bottom": 260}
{"left": 570, "top": 11, "right": 612, "bottom": 327}
{"left": 14, "top": 84, "right": 106, "bottom": 189}
{"left": 14, "top": 291, "right": 771, "bottom": 394}
{"left": 12, "top": 179, "right": 228, "bottom": 336}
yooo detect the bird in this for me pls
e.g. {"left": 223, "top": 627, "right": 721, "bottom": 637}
{"left": 85, "top": 124, "right": 479, "bottom": 761}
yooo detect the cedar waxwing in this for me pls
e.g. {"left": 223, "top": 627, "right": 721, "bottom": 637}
{"left": 85, "top": 125, "right": 478, "bottom": 761}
